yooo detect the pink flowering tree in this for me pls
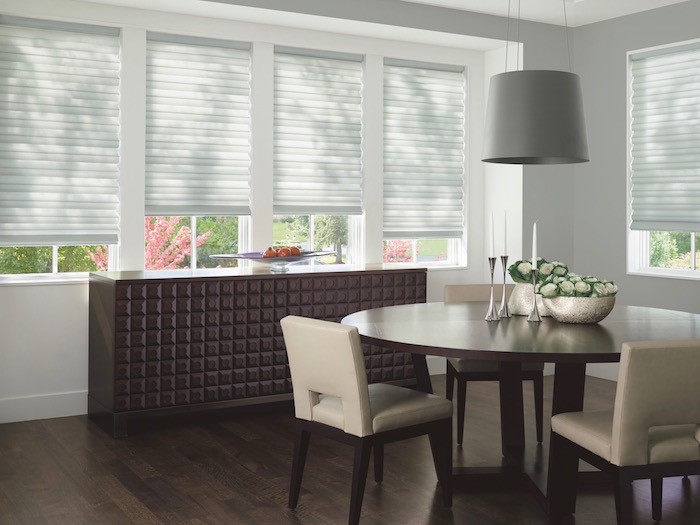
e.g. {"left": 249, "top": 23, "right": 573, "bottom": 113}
{"left": 383, "top": 240, "right": 415, "bottom": 263}
{"left": 88, "top": 216, "right": 211, "bottom": 271}
{"left": 88, "top": 246, "right": 109, "bottom": 271}
{"left": 144, "top": 216, "right": 210, "bottom": 270}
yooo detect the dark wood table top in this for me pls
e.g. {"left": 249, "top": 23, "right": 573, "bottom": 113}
{"left": 341, "top": 302, "right": 700, "bottom": 364}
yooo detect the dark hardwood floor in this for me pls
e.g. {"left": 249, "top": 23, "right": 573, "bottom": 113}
{"left": 1, "top": 375, "right": 699, "bottom": 524}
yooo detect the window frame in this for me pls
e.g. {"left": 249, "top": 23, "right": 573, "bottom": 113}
{"left": 0, "top": 18, "right": 121, "bottom": 249}
{"left": 626, "top": 38, "right": 700, "bottom": 281}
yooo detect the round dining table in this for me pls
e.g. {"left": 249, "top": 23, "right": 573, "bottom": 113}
{"left": 341, "top": 301, "right": 700, "bottom": 510}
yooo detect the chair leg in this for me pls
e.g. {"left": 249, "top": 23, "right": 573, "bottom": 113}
{"left": 446, "top": 362, "right": 455, "bottom": 401}
{"left": 288, "top": 424, "right": 311, "bottom": 509}
{"left": 428, "top": 418, "right": 453, "bottom": 508}
{"left": 651, "top": 478, "right": 662, "bottom": 522}
{"left": 349, "top": 438, "right": 373, "bottom": 525}
{"left": 615, "top": 471, "right": 634, "bottom": 525}
{"left": 373, "top": 443, "right": 384, "bottom": 483}
{"left": 533, "top": 372, "right": 544, "bottom": 444}
{"left": 456, "top": 375, "right": 467, "bottom": 446}
{"left": 546, "top": 432, "right": 579, "bottom": 518}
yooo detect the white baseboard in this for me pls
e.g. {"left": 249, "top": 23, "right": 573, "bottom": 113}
{"left": 0, "top": 390, "right": 87, "bottom": 424}
{"left": 0, "top": 362, "right": 616, "bottom": 426}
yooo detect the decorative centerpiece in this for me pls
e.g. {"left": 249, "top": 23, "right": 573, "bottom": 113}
{"left": 211, "top": 248, "right": 333, "bottom": 272}
{"left": 538, "top": 273, "right": 618, "bottom": 324}
{"left": 507, "top": 257, "right": 568, "bottom": 316}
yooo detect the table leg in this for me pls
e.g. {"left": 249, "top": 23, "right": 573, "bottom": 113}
{"left": 411, "top": 354, "right": 433, "bottom": 394}
{"left": 547, "top": 362, "right": 587, "bottom": 517}
{"left": 498, "top": 361, "right": 525, "bottom": 462}
{"left": 551, "top": 362, "right": 587, "bottom": 415}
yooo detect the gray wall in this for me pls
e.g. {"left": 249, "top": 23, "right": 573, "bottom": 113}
{"left": 573, "top": 0, "right": 700, "bottom": 314}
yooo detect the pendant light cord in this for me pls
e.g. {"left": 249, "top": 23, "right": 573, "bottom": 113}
{"left": 563, "top": 0, "right": 573, "bottom": 71}
{"left": 516, "top": 0, "right": 521, "bottom": 71}
{"left": 507, "top": 1, "right": 573, "bottom": 73}
{"left": 505, "top": 0, "right": 512, "bottom": 71}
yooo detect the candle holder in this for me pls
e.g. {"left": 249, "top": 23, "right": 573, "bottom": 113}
{"left": 485, "top": 257, "right": 500, "bottom": 321}
{"left": 498, "top": 255, "right": 511, "bottom": 318}
{"left": 527, "top": 268, "right": 542, "bottom": 322}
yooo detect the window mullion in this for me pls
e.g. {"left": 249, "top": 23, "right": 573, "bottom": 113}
{"left": 692, "top": 234, "right": 697, "bottom": 271}
{"left": 52, "top": 246, "right": 59, "bottom": 274}
{"left": 191, "top": 217, "right": 198, "bottom": 269}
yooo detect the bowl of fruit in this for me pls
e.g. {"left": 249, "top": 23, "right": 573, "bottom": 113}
{"left": 210, "top": 247, "right": 333, "bottom": 272}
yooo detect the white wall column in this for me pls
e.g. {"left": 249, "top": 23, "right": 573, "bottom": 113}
{"left": 118, "top": 27, "right": 146, "bottom": 270}
{"left": 362, "top": 54, "right": 384, "bottom": 263}
{"left": 249, "top": 41, "right": 274, "bottom": 250}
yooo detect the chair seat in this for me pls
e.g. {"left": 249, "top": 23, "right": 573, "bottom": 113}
{"left": 648, "top": 424, "right": 700, "bottom": 463}
{"left": 312, "top": 383, "right": 453, "bottom": 434}
{"left": 551, "top": 410, "right": 614, "bottom": 462}
{"left": 552, "top": 410, "right": 700, "bottom": 466}
{"left": 447, "top": 357, "right": 544, "bottom": 373}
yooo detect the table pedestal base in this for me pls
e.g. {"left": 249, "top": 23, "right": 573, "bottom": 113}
{"left": 411, "top": 355, "right": 605, "bottom": 515}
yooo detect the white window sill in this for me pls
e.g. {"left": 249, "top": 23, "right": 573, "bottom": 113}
{"left": 381, "top": 262, "right": 467, "bottom": 272}
{"left": 628, "top": 268, "right": 700, "bottom": 282}
{"left": 0, "top": 263, "right": 471, "bottom": 286}
{"left": 0, "top": 273, "right": 89, "bottom": 287}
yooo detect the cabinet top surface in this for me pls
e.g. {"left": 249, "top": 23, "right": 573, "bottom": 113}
{"left": 90, "top": 263, "right": 427, "bottom": 282}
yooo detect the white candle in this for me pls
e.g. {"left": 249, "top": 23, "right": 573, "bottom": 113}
{"left": 503, "top": 210, "right": 507, "bottom": 255}
{"left": 532, "top": 222, "right": 538, "bottom": 269}
{"left": 489, "top": 211, "right": 495, "bottom": 258}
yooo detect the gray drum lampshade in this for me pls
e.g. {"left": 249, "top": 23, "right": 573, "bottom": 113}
{"left": 482, "top": 70, "right": 589, "bottom": 164}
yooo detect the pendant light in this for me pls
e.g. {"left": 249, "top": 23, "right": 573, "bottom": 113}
{"left": 482, "top": 0, "right": 589, "bottom": 164}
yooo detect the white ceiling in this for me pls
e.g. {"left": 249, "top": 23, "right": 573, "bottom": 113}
{"left": 399, "top": 0, "right": 688, "bottom": 27}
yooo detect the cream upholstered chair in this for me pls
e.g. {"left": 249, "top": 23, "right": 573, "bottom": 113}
{"left": 548, "top": 340, "right": 700, "bottom": 524}
{"left": 444, "top": 284, "right": 545, "bottom": 445}
{"left": 281, "top": 315, "right": 453, "bottom": 525}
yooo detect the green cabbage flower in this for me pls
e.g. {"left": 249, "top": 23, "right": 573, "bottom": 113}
{"left": 558, "top": 280, "right": 575, "bottom": 296}
{"left": 574, "top": 281, "right": 592, "bottom": 296}
{"left": 539, "top": 282, "right": 558, "bottom": 298}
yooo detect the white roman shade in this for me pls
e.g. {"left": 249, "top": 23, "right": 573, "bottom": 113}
{"left": 146, "top": 34, "right": 251, "bottom": 216}
{"left": 0, "top": 19, "right": 120, "bottom": 246}
{"left": 273, "top": 48, "right": 363, "bottom": 215}
{"left": 630, "top": 43, "right": 700, "bottom": 232}
{"left": 383, "top": 59, "right": 465, "bottom": 239}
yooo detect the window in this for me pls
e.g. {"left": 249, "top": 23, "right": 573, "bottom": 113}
{"left": 273, "top": 215, "right": 352, "bottom": 264}
{"left": 647, "top": 231, "right": 698, "bottom": 270}
{"left": 145, "top": 34, "right": 251, "bottom": 270}
{"left": 628, "top": 41, "right": 700, "bottom": 278}
{"left": 0, "top": 18, "right": 121, "bottom": 275}
{"left": 383, "top": 59, "right": 465, "bottom": 265}
{"left": 146, "top": 34, "right": 251, "bottom": 216}
{"left": 383, "top": 239, "right": 451, "bottom": 264}
{"left": 0, "top": 245, "right": 108, "bottom": 274}
{"left": 273, "top": 49, "right": 363, "bottom": 261}
{"left": 145, "top": 216, "right": 239, "bottom": 270}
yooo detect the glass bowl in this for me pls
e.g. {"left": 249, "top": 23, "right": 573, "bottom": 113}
{"left": 210, "top": 251, "right": 334, "bottom": 272}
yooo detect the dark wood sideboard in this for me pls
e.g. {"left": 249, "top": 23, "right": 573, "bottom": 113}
{"left": 88, "top": 265, "right": 427, "bottom": 437}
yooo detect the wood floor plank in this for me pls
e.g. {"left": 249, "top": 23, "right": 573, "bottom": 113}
{"left": 1, "top": 376, "right": 699, "bottom": 524}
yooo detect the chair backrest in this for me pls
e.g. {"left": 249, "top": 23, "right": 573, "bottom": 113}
{"left": 444, "top": 284, "right": 515, "bottom": 303}
{"left": 280, "top": 315, "right": 373, "bottom": 437}
{"left": 611, "top": 339, "right": 700, "bottom": 466}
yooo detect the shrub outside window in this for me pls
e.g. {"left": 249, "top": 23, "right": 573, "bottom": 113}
{"left": 273, "top": 215, "right": 350, "bottom": 265}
